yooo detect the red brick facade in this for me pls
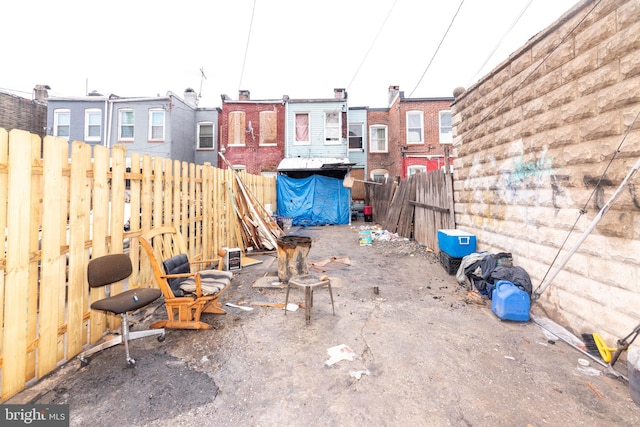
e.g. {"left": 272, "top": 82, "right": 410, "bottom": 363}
{"left": 218, "top": 93, "right": 286, "bottom": 174}
{"left": 391, "top": 95, "right": 454, "bottom": 179}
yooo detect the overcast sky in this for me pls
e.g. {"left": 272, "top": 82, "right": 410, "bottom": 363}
{"left": 2, "top": 0, "right": 579, "bottom": 109}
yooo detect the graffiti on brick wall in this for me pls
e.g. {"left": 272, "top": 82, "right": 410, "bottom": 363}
{"left": 505, "top": 151, "right": 556, "bottom": 188}
{"left": 464, "top": 143, "right": 570, "bottom": 228}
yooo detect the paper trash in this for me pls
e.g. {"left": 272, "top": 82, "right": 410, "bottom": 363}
{"left": 325, "top": 344, "right": 356, "bottom": 366}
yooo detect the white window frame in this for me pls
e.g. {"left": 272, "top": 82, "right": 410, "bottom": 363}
{"left": 406, "top": 111, "right": 424, "bottom": 144}
{"left": 324, "top": 111, "right": 340, "bottom": 145}
{"left": 349, "top": 123, "right": 364, "bottom": 151}
{"left": 408, "top": 165, "right": 427, "bottom": 176}
{"left": 54, "top": 109, "right": 70, "bottom": 140}
{"left": 84, "top": 108, "right": 102, "bottom": 142}
{"left": 439, "top": 110, "right": 453, "bottom": 144}
{"left": 369, "top": 125, "right": 388, "bottom": 153}
{"left": 197, "top": 122, "right": 214, "bottom": 150}
{"left": 233, "top": 164, "right": 246, "bottom": 173}
{"left": 118, "top": 109, "right": 135, "bottom": 141}
{"left": 294, "top": 112, "right": 310, "bottom": 145}
{"left": 148, "top": 108, "right": 165, "bottom": 141}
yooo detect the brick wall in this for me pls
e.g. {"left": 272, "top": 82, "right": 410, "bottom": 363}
{"left": 219, "top": 100, "right": 285, "bottom": 174}
{"left": 0, "top": 92, "right": 47, "bottom": 138}
{"left": 452, "top": 0, "right": 640, "bottom": 340}
{"left": 366, "top": 109, "right": 393, "bottom": 178}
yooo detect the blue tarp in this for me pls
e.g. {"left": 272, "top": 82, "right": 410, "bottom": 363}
{"left": 276, "top": 174, "right": 350, "bottom": 226}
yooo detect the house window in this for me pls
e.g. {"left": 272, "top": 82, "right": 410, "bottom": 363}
{"left": 349, "top": 123, "right": 363, "bottom": 150}
{"left": 148, "top": 109, "right": 165, "bottom": 141}
{"left": 260, "top": 111, "right": 277, "bottom": 145}
{"left": 84, "top": 109, "right": 101, "bottom": 141}
{"left": 119, "top": 109, "right": 134, "bottom": 141}
{"left": 324, "top": 111, "right": 340, "bottom": 144}
{"left": 408, "top": 165, "right": 426, "bottom": 176}
{"left": 294, "top": 113, "right": 309, "bottom": 144}
{"left": 229, "top": 111, "right": 246, "bottom": 146}
{"left": 439, "top": 110, "right": 453, "bottom": 144}
{"left": 233, "top": 165, "right": 246, "bottom": 173}
{"left": 54, "top": 109, "right": 70, "bottom": 139}
{"left": 370, "top": 125, "right": 388, "bottom": 153}
{"left": 406, "top": 111, "right": 424, "bottom": 144}
{"left": 198, "top": 122, "right": 214, "bottom": 149}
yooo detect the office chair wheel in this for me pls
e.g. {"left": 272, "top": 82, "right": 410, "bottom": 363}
{"left": 79, "top": 356, "right": 91, "bottom": 367}
{"left": 158, "top": 334, "right": 166, "bottom": 342}
{"left": 127, "top": 358, "right": 136, "bottom": 367}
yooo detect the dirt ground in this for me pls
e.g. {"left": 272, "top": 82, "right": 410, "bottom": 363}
{"left": 8, "top": 221, "right": 640, "bottom": 426}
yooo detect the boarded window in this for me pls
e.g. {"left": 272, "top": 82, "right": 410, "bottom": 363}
{"left": 260, "top": 111, "right": 277, "bottom": 144}
{"left": 229, "top": 111, "right": 246, "bottom": 145}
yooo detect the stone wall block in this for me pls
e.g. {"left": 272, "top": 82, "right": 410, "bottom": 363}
{"left": 575, "top": 11, "right": 617, "bottom": 54}
{"left": 562, "top": 48, "right": 598, "bottom": 83}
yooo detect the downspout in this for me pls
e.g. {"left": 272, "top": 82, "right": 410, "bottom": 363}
{"left": 106, "top": 98, "right": 114, "bottom": 148}
{"left": 103, "top": 98, "right": 110, "bottom": 147}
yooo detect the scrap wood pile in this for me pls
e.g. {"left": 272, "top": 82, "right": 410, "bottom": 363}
{"left": 220, "top": 153, "right": 284, "bottom": 251}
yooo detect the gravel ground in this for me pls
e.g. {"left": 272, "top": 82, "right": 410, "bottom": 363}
{"left": 8, "top": 222, "right": 640, "bottom": 426}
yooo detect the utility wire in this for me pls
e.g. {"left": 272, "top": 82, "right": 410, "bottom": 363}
{"left": 466, "top": 0, "right": 534, "bottom": 87}
{"left": 457, "top": 0, "right": 601, "bottom": 145}
{"left": 408, "top": 0, "right": 465, "bottom": 98}
{"left": 446, "top": 0, "right": 605, "bottom": 293}
{"left": 238, "top": 0, "right": 257, "bottom": 92}
{"left": 346, "top": 0, "right": 399, "bottom": 92}
{"left": 534, "top": 108, "right": 640, "bottom": 294}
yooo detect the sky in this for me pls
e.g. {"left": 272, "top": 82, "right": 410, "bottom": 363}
{"left": 1, "top": 0, "right": 580, "bottom": 109}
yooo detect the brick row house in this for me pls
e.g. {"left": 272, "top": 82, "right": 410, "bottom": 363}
{"left": 367, "top": 86, "right": 454, "bottom": 182}
{"left": 39, "top": 84, "right": 453, "bottom": 224}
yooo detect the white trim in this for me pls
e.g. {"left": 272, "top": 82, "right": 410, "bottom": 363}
{"left": 118, "top": 108, "right": 135, "bottom": 142}
{"left": 53, "top": 109, "right": 70, "bottom": 140}
{"left": 148, "top": 108, "right": 165, "bottom": 142}
{"left": 406, "top": 110, "right": 424, "bottom": 145}
{"left": 84, "top": 108, "right": 102, "bottom": 142}
{"left": 197, "top": 121, "right": 214, "bottom": 150}
{"left": 369, "top": 125, "right": 388, "bottom": 153}
{"left": 439, "top": 110, "right": 453, "bottom": 144}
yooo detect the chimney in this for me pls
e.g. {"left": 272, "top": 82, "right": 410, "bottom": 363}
{"left": 334, "top": 88, "right": 346, "bottom": 100}
{"left": 33, "top": 84, "right": 50, "bottom": 102}
{"left": 388, "top": 85, "right": 400, "bottom": 106}
{"left": 239, "top": 90, "right": 250, "bottom": 100}
{"left": 184, "top": 88, "right": 198, "bottom": 108}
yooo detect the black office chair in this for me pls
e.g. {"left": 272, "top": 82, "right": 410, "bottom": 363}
{"left": 78, "top": 253, "right": 165, "bottom": 367}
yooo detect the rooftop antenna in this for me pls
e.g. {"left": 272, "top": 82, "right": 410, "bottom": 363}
{"left": 199, "top": 67, "right": 207, "bottom": 98}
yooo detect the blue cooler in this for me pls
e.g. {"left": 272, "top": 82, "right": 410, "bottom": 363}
{"left": 491, "top": 280, "right": 530, "bottom": 322}
{"left": 437, "top": 229, "right": 476, "bottom": 258}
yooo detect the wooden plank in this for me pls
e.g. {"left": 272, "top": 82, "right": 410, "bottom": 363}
{"left": 0, "top": 129, "right": 7, "bottom": 366}
{"left": 38, "top": 136, "right": 66, "bottom": 377}
{"left": 89, "top": 145, "right": 109, "bottom": 345}
{"left": 66, "top": 141, "right": 91, "bottom": 358}
{"left": 3, "top": 129, "right": 33, "bottom": 399}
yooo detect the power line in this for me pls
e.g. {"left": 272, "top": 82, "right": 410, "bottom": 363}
{"left": 238, "top": 0, "right": 257, "bottom": 92}
{"left": 346, "top": 0, "right": 399, "bottom": 92}
{"left": 408, "top": 0, "right": 465, "bottom": 98}
{"left": 466, "top": 0, "right": 534, "bottom": 87}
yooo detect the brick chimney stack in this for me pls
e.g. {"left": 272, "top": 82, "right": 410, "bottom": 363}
{"left": 334, "top": 88, "right": 346, "bottom": 100}
{"left": 239, "top": 90, "right": 250, "bottom": 100}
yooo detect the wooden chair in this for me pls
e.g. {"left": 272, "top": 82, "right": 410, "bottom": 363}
{"left": 139, "top": 226, "right": 233, "bottom": 330}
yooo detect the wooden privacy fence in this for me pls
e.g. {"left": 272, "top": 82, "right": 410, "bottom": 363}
{"left": 368, "top": 170, "right": 454, "bottom": 250}
{"left": 0, "top": 128, "right": 276, "bottom": 401}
